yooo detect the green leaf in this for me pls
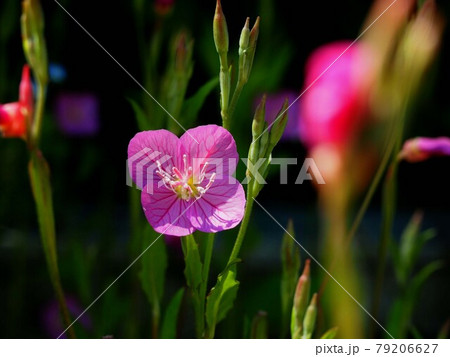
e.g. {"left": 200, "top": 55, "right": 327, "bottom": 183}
{"left": 320, "top": 327, "right": 338, "bottom": 339}
{"left": 397, "top": 212, "right": 436, "bottom": 284}
{"left": 387, "top": 261, "right": 442, "bottom": 338}
{"left": 409, "top": 261, "right": 443, "bottom": 298}
{"left": 127, "top": 97, "right": 149, "bottom": 132}
{"left": 140, "top": 226, "right": 168, "bottom": 306}
{"left": 280, "top": 219, "right": 300, "bottom": 337}
{"left": 205, "top": 264, "right": 240, "bottom": 337}
{"left": 28, "top": 151, "right": 58, "bottom": 272}
{"left": 161, "top": 288, "right": 185, "bottom": 339}
{"left": 181, "top": 77, "right": 219, "bottom": 128}
{"left": 182, "top": 235, "right": 203, "bottom": 290}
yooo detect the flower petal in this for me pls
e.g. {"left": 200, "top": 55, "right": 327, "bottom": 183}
{"left": 128, "top": 129, "right": 179, "bottom": 190}
{"left": 188, "top": 178, "right": 245, "bottom": 233}
{"left": 141, "top": 184, "right": 195, "bottom": 237}
{"left": 179, "top": 125, "right": 238, "bottom": 180}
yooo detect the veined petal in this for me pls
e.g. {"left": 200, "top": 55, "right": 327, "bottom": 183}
{"left": 128, "top": 129, "right": 179, "bottom": 190}
{"left": 188, "top": 178, "right": 245, "bottom": 233}
{"left": 179, "top": 125, "right": 239, "bottom": 181}
{"left": 141, "top": 184, "right": 195, "bottom": 237}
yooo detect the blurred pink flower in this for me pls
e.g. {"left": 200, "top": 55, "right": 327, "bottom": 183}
{"left": 254, "top": 91, "right": 301, "bottom": 141}
{"left": 399, "top": 137, "right": 450, "bottom": 163}
{"left": 128, "top": 125, "right": 245, "bottom": 236}
{"left": 0, "top": 65, "right": 33, "bottom": 139}
{"left": 299, "top": 41, "right": 374, "bottom": 149}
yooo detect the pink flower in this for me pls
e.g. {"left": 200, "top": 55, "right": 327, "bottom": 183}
{"left": 399, "top": 137, "right": 450, "bottom": 163}
{"left": 299, "top": 41, "right": 374, "bottom": 149}
{"left": 0, "top": 65, "right": 33, "bottom": 138}
{"left": 128, "top": 125, "right": 245, "bottom": 236}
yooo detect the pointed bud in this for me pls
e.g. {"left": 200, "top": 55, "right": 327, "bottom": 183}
{"left": 239, "top": 18, "right": 250, "bottom": 57}
{"left": 252, "top": 94, "right": 266, "bottom": 140}
{"left": 242, "top": 17, "right": 260, "bottom": 83}
{"left": 21, "top": 0, "right": 48, "bottom": 84}
{"left": 250, "top": 311, "right": 268, "bottom": 339}
{"left": 258, "top": 125, "right": 269, "bottom": 159}
{"left": 174, "top": 31, "right": 194, "bottom": 73}
{"left": 213, "top": 0, "right": 229, "bottom": 55}
{"left": 396, "top": 0, "right": 443, "bottom": 86}
{"left": 291, "top": 259, "right": 311, "bottom": 339}
{"left": 268, "top": 98, "right": 289, "bottom": 153}
{"left": 280, "top": 219, "right": 301, "bottom": 338}
{"left": 0, "top": 65, "right": 33, "bottom": 139}
{"left": 302, "top": 293, "right": 317, "bottom": 339}
{"left": 248, "top": 95, "right": 266, "bottom": 171}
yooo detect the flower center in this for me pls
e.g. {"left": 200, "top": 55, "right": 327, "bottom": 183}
{"left": 156, "top": 154, "right": 216, "bottom": 201}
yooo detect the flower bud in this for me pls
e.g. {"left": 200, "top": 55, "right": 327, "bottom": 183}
{"left": 291, "top": 259, "right": 311, "bottom": 339}
{"left": 0, "top": 65, "right": 33, "bottom": 139}
{"left": 250, "top": 311, "right": 268, "bottom": 339}
{"left": 239, "top": 18, "right": 250, "bottom": 57}
{"left": 242, "top": 17, "right": 260, "bottom": 83}
{"left": 268, "top": 98, "right": 289, "bottom": 152}
{"left": 398, "top": 137, "right": 450, "bottom": 163}
{"left": 174, "top": 31, "right": 194, "bottom": 74}
{"left": 302, "top": 293, "right": 317, "bottom": 339}
{"left": 213, "top": 0, "right": 229, "bottom": 56}
{"left": 21, "top": 0, "right": 48, "bottom": 84}
{"left": 398, "top": 0, "right": 443, "bottom": 81}
{"left": 252, "top": 94, "right": 266, "bottom": 140}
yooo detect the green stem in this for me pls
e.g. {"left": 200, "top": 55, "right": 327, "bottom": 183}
{"left": 319, "top": 119, "right": 398, "bottom": 296}
{"left": 195, "top": 233, "right": 215, "bottom": 337}
{"left": 151, "top": 299, "right": 160, "bottom": 339}
{"left": 371, "top": 100, "right": 409, "bottom": 331}
{"left": 31, "top": 80, "right": 47, "bottom": 145}
{"left": 227, "top": 82, "right": 245, "bottom": 125}
{"left": 218, "top": 53, "right": 230, "bottom": 130}
{"left": 200, "top": 233, "right": 215, "bottom": 302}
{"left": 227, "top": 181, "right": 254, "bottom": 265}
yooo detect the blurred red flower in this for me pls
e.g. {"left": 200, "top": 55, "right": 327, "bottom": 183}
{"left": 0, "top": 65, "right": 33, "bottom": 139}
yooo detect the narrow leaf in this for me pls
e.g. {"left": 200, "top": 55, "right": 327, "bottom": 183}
{"left": 128, "top": 97, "right": 149, "bottom": 132}
{"left": 320, "top": 327, "right": 338, "bottom": 339}
{"left": 161, "top": 288, "right": 185, "bottom": 339}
